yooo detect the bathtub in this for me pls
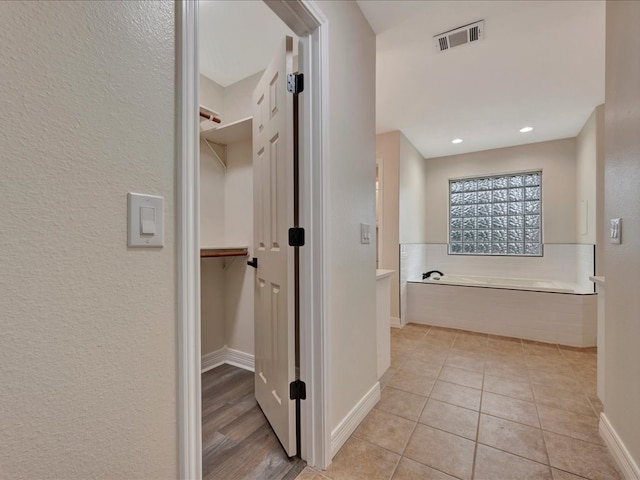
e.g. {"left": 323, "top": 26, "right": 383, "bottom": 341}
{"left": 406, "top": 274, "right": 597, "bottom": 347}
{"left": 421, "top": 274, "right": 585, "bottom": 293}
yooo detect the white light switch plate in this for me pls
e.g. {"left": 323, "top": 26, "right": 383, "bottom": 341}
{"left": 361, "top": 223, "right": 371, "bottom": 244}
{"left": 128, "top": 193, "right": 164, "bottom": 247}
{"left": 610, "top": 218, "right": 621, "bottom": 244}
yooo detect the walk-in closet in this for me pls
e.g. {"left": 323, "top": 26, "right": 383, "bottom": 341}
{"left": 198, "top": 1, "right": 299, "bottom": 477}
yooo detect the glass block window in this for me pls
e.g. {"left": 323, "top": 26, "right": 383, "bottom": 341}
{"left": 449, "top": 171, "right": 542, "bottom": 256}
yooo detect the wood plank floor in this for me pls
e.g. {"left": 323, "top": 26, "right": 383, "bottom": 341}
{"left": 202, "top": 364, "right": 306, "bottom": 480}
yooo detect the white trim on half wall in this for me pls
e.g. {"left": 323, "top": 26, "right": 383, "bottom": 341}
{"left": 600, "top": 413, "right": 640, "bottom": 480}
{"left": 330, "top": 382, "right": 380, "bottom": 458}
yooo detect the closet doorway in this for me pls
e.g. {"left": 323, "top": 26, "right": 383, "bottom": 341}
{"left": 182, "top": 0, "right": 330, "bottom": 476}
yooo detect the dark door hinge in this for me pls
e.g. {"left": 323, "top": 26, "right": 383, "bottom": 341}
{"left": 289, "top": 379, "right": 307, "bottom": 400}
{"left": 247, "top": 257, "right": 258, "bottom": 268}
{"left": 288, "top": 227, "right": 305, "bottom": 247}
{"left": 287, "top": 73, "right": 304, "bottom": 95}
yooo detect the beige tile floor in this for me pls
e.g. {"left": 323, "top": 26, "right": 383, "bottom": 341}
{"left": 296, "top": 324, "right": 621, "bottom": 480}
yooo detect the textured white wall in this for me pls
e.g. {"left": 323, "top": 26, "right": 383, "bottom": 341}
{"left": 199, "top": 118, "right": 226, "bottom": 360}
{"left": 0, "top": 1, "right": 177, "bottom": 478}
{"left": 200, "top": 139, "right": 226, "bottom": 247}
{"left": 200, "top": 74, "right": 225, "bottom": 116}
{"left": 316, "top": 0, "right": 378, "bottom": 430}
{"left": 199, "top": 81, "right": 255, "bottom": 358}
{"left": 223, "top": 71, "right": 263, "bottom": 125}
{"left": 423, "top": 139, "right": 578, "bottom": 244}
{"left": 576, "top": 106, "right": 602, "bottom": 245}
{"left": 603, "top": 0, "right": 640, "bottom": 468}
{"left": 201, "top": 260, "right": 227, "bottom": 356}
{"left": 224, "top": 140, "right": 254, "bottom": 354}
{"left": 399, "top": 132, "right": 428, "bottom": 244}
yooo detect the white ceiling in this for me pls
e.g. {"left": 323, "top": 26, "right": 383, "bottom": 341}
{"left": 199, "top": 0, "right": 294, "bottom": 87}
{"left": 357, "top": 0, "right": 606, "bottom": 158}
{"left": 200, "top": 1, "right": 605, "bottom": 159}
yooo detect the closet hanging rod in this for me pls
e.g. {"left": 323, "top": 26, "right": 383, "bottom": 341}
{"left": 199, "top": 111, "right": 221, "bottom": 124}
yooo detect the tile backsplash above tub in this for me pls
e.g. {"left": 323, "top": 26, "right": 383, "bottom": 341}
{"left": 399, "top": 243, "right": 595, "bottom": 320}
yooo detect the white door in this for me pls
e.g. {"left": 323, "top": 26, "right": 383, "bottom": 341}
{"left": 252, "top": 36, "right": 296, "bottom": 456}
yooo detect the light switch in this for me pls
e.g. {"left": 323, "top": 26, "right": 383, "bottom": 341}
{"left": 140, "top": 206, "right": 156, "bottom": 235}
{"left": 128, "top": 193, "right": 163, "bottom": 247}
{"left": 610, "top": 218, "right": 621, "bottom": 244}
{"left": 361, "top": 223, "right": 371, "bottom": 244}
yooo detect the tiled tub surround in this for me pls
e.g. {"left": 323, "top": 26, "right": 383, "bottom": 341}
{"left": 406, "top": 282, "right": 596, "bottom": 347}
{"left": 401, "top": 243, "right": 595, "bottom": 290}
{"left": 399, "top": 243, "right": 596, "bottom": 331}
{"left": 296, "top": 324, "right": 620, "bottom": 480}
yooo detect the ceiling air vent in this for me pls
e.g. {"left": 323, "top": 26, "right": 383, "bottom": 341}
{"left": 434, "top": 20, "right": 484, "bottom": 52}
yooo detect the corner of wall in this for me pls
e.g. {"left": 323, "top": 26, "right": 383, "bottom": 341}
{"left": 375, "top": 131, "right": 401, "bottom": 319}
{"left": 576, "top": 107, "right": 599, "bottom": 246}
{"left": 200, "top": 74, "right": 225, "bottom": 116}
{"left": 595, "top": 104, "right": 605, "bottom": 276}
{"left": 398, "top": 133, "right": 428, "bottom": 245}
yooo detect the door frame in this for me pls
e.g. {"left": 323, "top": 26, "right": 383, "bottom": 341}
{"left": 176, "top": 1, "right": 330, "bottom": 478}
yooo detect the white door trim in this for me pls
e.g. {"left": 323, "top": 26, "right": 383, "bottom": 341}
{"left": 291, "top": 1, "right": 331, "bottom": 469}
{"left": 176, "top": 0, "right": 330, "bottom": 476}
{"left": 176, "top": 1, "right": 202, "bottom": 479}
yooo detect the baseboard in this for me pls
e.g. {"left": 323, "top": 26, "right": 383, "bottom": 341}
{"left": 201, "top": 347, "right": 255, "bottom": 374}
{"left": 201, "top": 347, "right": 226, "bottom": 373}
{"left": 390, "top": 316, "right": 402, "bottom": 328}
{"left": 330, "top": 382, "right": 380, "bottom": 458}
{"left": 600, "top": 413, "right": 640, "bottom": 480}
{"left": 226, "top": 347, "right": 255, "bottom": 372}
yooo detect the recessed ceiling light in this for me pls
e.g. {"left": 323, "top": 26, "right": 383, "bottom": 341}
{"left": 520, "top": 126, "right": 534, "bottom": 133}
{"left": 451, "top": 138, "right": 463, "bottom": 144}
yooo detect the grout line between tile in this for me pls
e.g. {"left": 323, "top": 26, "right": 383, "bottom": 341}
{"left": 383, "top": 393, "right": 427, "bottom": 479}
{"left": 550, "top": 467, "right": 592, "bottom": 479}
{"left": 346, "top": 434, "right": 403, "bottom": 465}
{"left": 479, "top": 411, "right": 545, "bottom": 431}
{"left": 471, "top": 366, "right": 486, "bottom": 480}
{"left": 475, "top": 442, "right": 554, "bottom": 470}
{"left": 385, "top": 453, "right": 402, "bottom": 480}
{"left": 416, "top": 418, "right": 478, "bottom": 443}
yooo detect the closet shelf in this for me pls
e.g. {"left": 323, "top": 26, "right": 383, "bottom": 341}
{"left": 202, "top": 116, "right": 252, "bottom": 144}
{"left": 200, "top": 246, "right": 249, "bottom": 258}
